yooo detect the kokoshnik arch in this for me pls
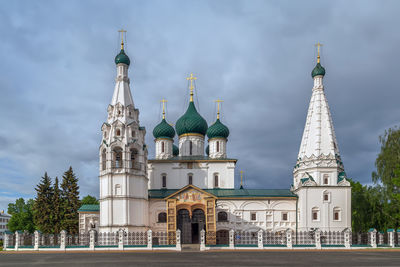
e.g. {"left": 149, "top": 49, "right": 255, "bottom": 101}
{"left": 78, "top": 35, "right": 351, "bottom": 245}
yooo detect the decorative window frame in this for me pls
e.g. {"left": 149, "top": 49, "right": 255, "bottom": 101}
{"left": 311, "top": 207, "right": 320, "bottom": 222}
{"left": 323, "top": 190, "right": 331, "bottom": 203}
{"left": 333, "top": 207, "right": 341, "bottom": 222}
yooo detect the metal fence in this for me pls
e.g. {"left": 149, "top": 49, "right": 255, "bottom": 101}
{"left": 96, "top": 232, "right": 118, "bottom": 246}
{"left": 40, "top": 233, "right": 61, "bottom": 247}
{"left": 351, "top": 232, "right": 369, "bottom": 245}
{"left": 263, "top": 231, "right": 286, "bottom": 246}
{"left": 235, "top": 231, "right": 258, "bottom": 245}
{"left": 152, "top": 231, "right": 168, "bottom": 246}
{"left": 292, "top": 231, "right": 314, "bottom": 245}
{"left": 320, "top": 231, "right": 345, "bottom": 245}
{"left": 124, "top": 231, "right": 147, "bottom": 246}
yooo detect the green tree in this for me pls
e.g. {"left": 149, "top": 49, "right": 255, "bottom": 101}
{"left": 372, "top": 127, "right": 400, "bottom": 229}
{"left": 52, "top": 177, "right": 62, "bottom": 233}
{"left": 350, "top": 179, "right": 371, "bottom": 232}
{"left": 7, "top": 198, "right": 35, "bottom": 233}
{"left": 81, "top": 195, "right": 99, "bottom": 205}
{"left": 61, "top": 166, "right": 80, "bottom": 234}
{"left": 33, "top": 172, "right": 54, "bottom": 233}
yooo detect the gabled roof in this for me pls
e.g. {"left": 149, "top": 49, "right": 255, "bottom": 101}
{"left": 163, "top": 184, "right": 216, "bottom": 200}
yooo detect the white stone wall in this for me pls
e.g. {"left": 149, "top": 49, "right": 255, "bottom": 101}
{"left": 148, "top": 161, "right": 235, "bottom": 189}
{"left": 179, "top": 135, "right": 204, "bottom": 156}
{"left": 155, "top": 139, "right": 173, "bottom": 159}
{"left": 79, "top": 212, "right": 99, "bottom": 235}
{"left": 208, "top": 138, "right": 227, "bottom": 158}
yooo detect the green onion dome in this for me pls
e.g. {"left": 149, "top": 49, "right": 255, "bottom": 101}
{"left": 153, "top": 118, "right": 175, "bottom": 139}
{"left": 311, "top": 62, "right": 325, "bottom": 78}
{"left": 173, "top": 144, "right": 179, "bottom": 156}
{"left": 115, "top": 49, "right": 131, "bottom": 66}
{"left": 205, "top": 145, "right": 209, "bottom": 156}
{"left": 206, "top": 119, "right": 229, "bottom": 139}
{"left": 175, "top": 102, "right": 208, "bottom": 136}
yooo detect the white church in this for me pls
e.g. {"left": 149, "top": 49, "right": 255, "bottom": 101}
{"left": 78, "top": 37, "right": 351, "bottom": 245}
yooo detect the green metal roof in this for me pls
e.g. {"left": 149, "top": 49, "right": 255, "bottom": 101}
{"left": 153, "top": 118, "right": 175, "bottom": 139}
{"left": 207, "top": 119, "right": 229, "bottom": 139}
{"left": 173, "top": 144, "right": 179, "bottom": 156}
{"left": 148, "top": 155, "right": 237, "bottom": 162}
{"left": 115, "top": 49, "right": 130, "bottom": 66}
{"left": 175, "top": 101, "right": 208, "bottom": 136}
{"left": 78, "top": 204, "right": 100, "bottom": 212}
{"left": 148, "top": 188, "right": 296, "bottom": 199}
{"left": 311, "top": 62, "right": 325, "bottom": 78}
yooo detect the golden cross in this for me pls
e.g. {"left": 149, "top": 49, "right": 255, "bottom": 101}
{"left": 315, "top": 42, "right": 323, "bottom": 63}
{"left": 186, "top": 73, "right": 197, "bottom": 102}
{"left": 118, "top": 29, "right": 127, "bottom": 49}
{"left": 240, "top": 170, "right": 244, "bottom": 189}
{"left": 160, "top": 99, "right": 167, "bottom": 119}
{"left": 214, "top": 99, "right": 223, "bottom": 120}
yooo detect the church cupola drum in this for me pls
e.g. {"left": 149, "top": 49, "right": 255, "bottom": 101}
{"left": 99, "top": 30, "right": 149, "bottom": 232}
{"left": 153, "top": 99, "right": 175, "bottom": 159}
{"left": 207, "top": 100, "right": 229, "bottom": 158}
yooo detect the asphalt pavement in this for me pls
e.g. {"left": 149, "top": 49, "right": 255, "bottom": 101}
{"left": 1, "top": 250, "right": 399, "bottom": 267}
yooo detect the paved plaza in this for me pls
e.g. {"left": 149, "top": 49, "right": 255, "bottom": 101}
{"left": 1, "top": 250, "right": 400, "bottom": 266}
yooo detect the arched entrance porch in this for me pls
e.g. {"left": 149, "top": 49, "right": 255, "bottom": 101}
{"left": 177, "top": 207, "right": 206, "bottom": 244}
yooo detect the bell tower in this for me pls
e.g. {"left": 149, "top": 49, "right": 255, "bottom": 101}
{"left": 99, "top": 30, "right": 149, "bottom": 232}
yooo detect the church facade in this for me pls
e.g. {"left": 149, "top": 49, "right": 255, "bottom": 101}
{"left": 78, "top": 39, "right": 351, "bottom": 245}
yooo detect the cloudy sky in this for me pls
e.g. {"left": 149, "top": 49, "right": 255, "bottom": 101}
{"left": 0, "top": 0, "right": 399, "bottom": 211}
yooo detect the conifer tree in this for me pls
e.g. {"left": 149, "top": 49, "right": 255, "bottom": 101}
{"left": 33, "top": 172, "right": 54, "bottom": 233}
{"left": 61, "top": 166, "right": 80, "bottom": 234}
{"left": 52, "top": 177, "right": 62, "bottom": 234}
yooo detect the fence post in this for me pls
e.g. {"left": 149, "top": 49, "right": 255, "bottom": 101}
{"left": 344, "top": 228, "right": 351, "bottom": 249}
{"left": 176, "top": 229, "right": 181, "bottom": 251}
{"left": 147, "top": 229, "right": 152, "bottom": 249}
{"left": 34, "top": 230, "right": 40, "bottom": 250}
{"left": 315, "top": 229, "right": 321, "bottom": 249}
{"left": 118, "top": 229, "right": 124, "bottom": 250}
{"left": 200, "top": 229, "right": 206, "bottom": 251}
{"left": 229, "top": 229, "right": 234, "bottom": 249}
{"left": 89, "top": 230, "right": 95, "bottom": 250}
{"left": 4, "top": 232, "right": 9, "bottom": 250}
{"left": 258, "top": 230, "right": 263, "bottom": 249}
{"left": 388, "top": 229, "right": 394, "bottom": 248}
{"left": 369, "top": 228, "right": 377, "bottom": 248}
{"left": 15, "top": 231, "right": 20, "bottom": 251}
{"left": 60, "top": 230, "right": 66, "bottom": 250}
{"left": 285, "top": 229, "right": 292, "bottom": 249}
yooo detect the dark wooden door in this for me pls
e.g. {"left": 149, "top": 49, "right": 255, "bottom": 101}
{"left": 177, "top": 209, "right": 192, "bottom": 244}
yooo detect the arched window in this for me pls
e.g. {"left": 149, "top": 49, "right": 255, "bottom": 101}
{"left": 130, "top": 148, "right": 138, "bottom": 169}
{"left": 312, "top": 207, "right": 319, "bottom": 221}
{"left": 323, "top": 174, "right": 329, "bottom": 185}
{"left": 333, "top": 207, "right": 341, "bottom": 221}
{"left": 188, "top": 174, "right": 193, "bottom": 185}
{"left": 158, "top": 212, "right": 167, "bottom": 223}
{"left": 214, "top": 174, "right": 219, "bottom": 188}
{"left": 115, "top": 184, "right": 121, "bottom": 195}
{"left": 131, "top": 130, "right": 135, "bottom": 137}
{"left": 116, "top": 129, "right": 121, "bottom": 136}
{"left": 323, "top": 191, "right": 330, "bottom": 202}
{"left": 162, "top": 174, "right": 167, "bottom": 188}
{"left": 216, "top": 141, "right": 220, "bottom": 152}
{"left": 161, "top": 141, "right": 165, "bottom": 153}
{"left": 101, "top": 149, "right": 106, "bottom": 171}
{"left": 218, "top": 211, "right": 228, "bottom": 222}
{"left": 189, "top": 141, "right": 193, "bottom": 155}
{"left": 113, "top": 147, "right": 123, "bottom": 168}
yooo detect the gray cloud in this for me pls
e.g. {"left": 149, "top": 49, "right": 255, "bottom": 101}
{"left": 0, "top": 0, "right": 399, "bottom": 210}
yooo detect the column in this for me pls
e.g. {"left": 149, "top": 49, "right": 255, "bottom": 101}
{"left": 200, "top": 229, "right": 206, "bottom": 251}
{"left": 286, "top": 229, "right": 292, "bottom": 249}
{"left": 4, "top": 232, "right": 9, "bottom": 250}
{"left": 388, "top": 229, "right": 394, "bottom": 248}
{"left": 60, "top": 230, "right": 66, "bottom": 250}
{"left": 34, "top": 230, "right": 40, "bottom": 251}
{"left": 176, "top": 229, "right": 181, "bottom": 251}
{"left": 147, "top": 229, "right": 152, "bottom": 249}
{"left": 258, "top": 229, "right": 263, "bottom": 249}
{"left": 229, "top": 229, "right": 234, "bottom": 249}
{"left": 315, "top": 229, "right": 321, "bottom": 249}
{"left": 166, "top": 199, "right": 176, "bottom": 245}
{"left": 118, "top": 229, "right": 125, "bottom": 250}
{"left": 15, "top": 231, "right": 20, "bottom": 251}
{"left": 344, "top": 228, "right": 351, "bottom": 249}
{"left": 89, "top": 229, "right": 95, "bottom": 250}
{"left": 369, "top": 228, "right": 377, "bottom": 248}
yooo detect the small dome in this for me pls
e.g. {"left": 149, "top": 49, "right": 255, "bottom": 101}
{"left": 311, "top": 62, "right": 325, "bottom": 78}
{"left": 115, "top": 49, "right": 131, "bottom": 66}
{"left": 176, "top": 102, "right": 208, "bottom": 136}
{"left": 207, "top": 119, "right": 229, "bottom": 139}
{"left": 173, "top": 144, "right": 179, "bottom": 156}
{"left": 153, "top": 118, "right": 175, "bottom": 139}
{"left": 205, "top": 145, "right": 209, "bottom": 156}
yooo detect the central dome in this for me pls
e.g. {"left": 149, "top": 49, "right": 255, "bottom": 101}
{"left": 175, "top": 102, "right": 208, "bottom": 136}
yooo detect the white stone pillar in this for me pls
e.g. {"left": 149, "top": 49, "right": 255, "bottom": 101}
{"left": 344, "top": 229, "right": 351, "bottom": 249}
{"left": 60, "top": 230, "right": 66, "bottom": 250}
{"left": 15, "top": 231, "right": 20, "bottom": 251}
{"left": 286, "top": 229, "right": 292, "bottom": 249}
{"left": 369, "top": 229, "right": 377, "bottom": 248}
{"left": 176, "top": 229, "right": 181, "bottom": 251}
{"left": 258, "top": 230, "right": 263, "bottom": 249}
{"left": 89, "top": 230, "right": 95, "bottom": 250}
{"left": 378, "top": 231, "right": 384, "bottom": 245}
{"left": 147, "top": 230, "right": 152, "bottom": 249}
{"left": 229, "top": 229, "right": 234, "bottom": 249}
{"left": 118, "top": 229, "right": 125, "bottom": 250}
{"left": 34, "top": 231, "right": 40, "bottom": 251}
{"left": 200, "top": 229, "right": 206, "bottom": 251}
{"left": 315, "top": 230, "right": 321, "bottom": 249}
{"left": 4, "top": 232, "right": 9, "bottom": 250}
{"left": 388, "top": 229, "right": 394, "bottom": 248}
